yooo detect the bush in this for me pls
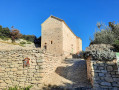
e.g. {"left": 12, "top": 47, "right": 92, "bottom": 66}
{"left": 81, "top": 44, "right": 116, "bottom": 61}
{"left": 10, "top": 29, "right": 22, "bottom": 43}
{"left": 27, "top": 41, "right": 32, "bottom": 44}
{"left": 90, "top": 22, "right": 119, "bottom": 51}
{"left": 91, "top": 29, "right": 115, "bottom": 44}
{"left": 0, "top": 26, "right": 11, "bottom": 38}
{"left": 112, "top": 40, "right": 119, "bottom": 52}
{"left": 20, "top": 41, "right": 26, "bottom": 44}
{"left": 21, "top": 35, "right": 36, "bottom": 42}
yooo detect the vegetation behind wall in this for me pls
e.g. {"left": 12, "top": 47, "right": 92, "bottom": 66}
{"left": 0, "top": 25, "right": 37, "bottom": 43}
{"left": 90, "top": 22, "right": 119, "bottom": 52}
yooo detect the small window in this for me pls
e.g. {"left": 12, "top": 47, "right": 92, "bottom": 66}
{"left": 51, "top": 41, "right": 53, "bottom": 44}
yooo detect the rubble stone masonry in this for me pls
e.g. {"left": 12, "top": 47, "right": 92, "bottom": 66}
{"left": 0, "top": 49, "right": 62, "bottom": 89}
{"left": 86, "top": 58, "right": 119, "bottom": 90}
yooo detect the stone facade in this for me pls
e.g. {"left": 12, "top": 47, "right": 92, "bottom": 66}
{"left": 41, "top": 16, "right": 82, "bottom": 56}
{"left": 0, "top": 49, "right": 62, "bottom": 89}
{"left": 86, "top": 58, "right": 119, "bottom": 90}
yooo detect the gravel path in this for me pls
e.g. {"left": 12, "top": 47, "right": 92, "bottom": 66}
{"left": 42, "top": 59, "right": 92, "bottom": 89}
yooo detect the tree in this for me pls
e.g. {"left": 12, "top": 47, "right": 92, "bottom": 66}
{"left": 0, "top": 26, "right": 11, "bottom": 39}
{"left": 10, "top": 29, "right": 22, "bottom": 43}
{"left": 0, "top": 25, "right": 2, "bottom": 31}
{"left": 21, "top": 35, "right": 36, "bottom": 42}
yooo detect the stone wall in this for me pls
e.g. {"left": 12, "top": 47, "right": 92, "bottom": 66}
{"left": 86, "top": 58, "right": 119, "bottom": 89}
{"left": 41, "top": 16, "right": 82, "bottom": 56}
{"left": 62, "top": 22, "right": 82, "bottom": 56}
{"left": 41, "top": 16, "right": 63, "bottom": 55}
{"left": 0, "top": 49, "right": 62, "bottom": 89}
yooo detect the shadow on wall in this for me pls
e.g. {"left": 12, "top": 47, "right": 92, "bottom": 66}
{"left": 55, "top": 60, "right": 91, "bottom": 88}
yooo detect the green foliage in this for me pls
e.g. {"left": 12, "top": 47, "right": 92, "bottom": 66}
{"left": 0, "top": 25, "right": 2, "bottom": 31}
{"left": 0, "top": 26, "right": 11, "bottom": 39}
{"left": 91, "top": 29, "right": 115, "bottom": 44}
{"left": 113, "top": 40, "right": 119, "bottom": 51}
{"left": 27, "top": 41, "right": 32, "bottom": 44}
{"left": 90, "top": 22, "right": 119, "bottom": 51}
{"left": 0, "top": 25, "right": 36, "bottom": 43}
{"left": 4, "top": 85, "right": 33, "bottom": 90}
{"left": 21, "top": 35, "right": 35, "bottom": 42}
{"left": 20, "top": 41, "right": 26, "bottom": 44}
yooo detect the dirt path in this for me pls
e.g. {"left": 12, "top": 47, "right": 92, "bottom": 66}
{"left": 41, "top": 59, "right": 91, "bottom": 89}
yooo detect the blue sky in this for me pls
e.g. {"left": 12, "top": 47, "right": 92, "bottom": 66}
{"left": 0, "top": 0, "right": 119, "bottom": 50}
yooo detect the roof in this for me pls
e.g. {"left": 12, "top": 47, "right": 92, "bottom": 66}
{"left": 43, "top": 15, "right": 82, "bottom": 40}
{"left": 50, "top": 15, "right": 63, "bottom": 21}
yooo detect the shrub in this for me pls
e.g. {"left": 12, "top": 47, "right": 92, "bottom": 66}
{"left": 20, "top": 41, "right": 26, "bottom": 44}
{"left": 92, "top": 29, "right": 115, "bottom": 44}
{"left": 90, "top": 22, "right": 119, "bottom": 51}
{"left": 21, "top": 35, "right": 36, "bottom": 42}
{"left": 81, "top": 50, "right": 116, "bottom": 61}
{"left": 10, "top": 29, "right": 22, "bottom": 43}
{"left": 112, "top": 40, "right": 119, "bottom": 52}
{"left": 0, "top": 27, "right": 11, "bottom": 38}
{"left": 27, "top": 41, "right": 32, "bottom": 44}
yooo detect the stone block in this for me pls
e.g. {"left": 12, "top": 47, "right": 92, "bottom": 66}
{"left": 99, "top": 73, "right": 105, "bottom": 77}
{"left": 94, "top": 70, "right": 101, "bottom": 73}
{"left": 113, "top": 87, "right": 118, "bottom": 90}
{"left": 107, "top": 66, "right": 113, "bottom": 71}
{"left": 11, "top": 68, "right": 17, "bottom": 71}
{"left": 5, "top": 79, "right": 12, "bottom": 84}
{"left": 105, "top": 76, "right": 113, "bottom": 82}
{"left": 0, "top": 82, "right": 7, "bottom": 87}
{"left": 101, "top": 70, "right": 107, "bottom": 73}
{"left": 93, "top": 66, "right": 97, "bottom": 69}
{"left": 17, "top": 71, "right": 23, "bottom": 75}
{"left": 113, "top": 78, "right": 119, "bottom": 82}
{"left": 99, "top": 66, "right": 104, "bottom": 70}
{"left": 111, "top": 71, "right": 115, "bottom": 74}
{"left": 101, "top": 82, "right": 111, "bottom": 86}
{"left": 112, "top": 82, "right": 119, "bottom": 87}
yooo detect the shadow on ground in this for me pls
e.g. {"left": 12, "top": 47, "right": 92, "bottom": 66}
{"left": 42, "top": 84, "right": 92, "bottom": 90}
{"left": 55, "top": 60, "right": 92, "bottom": 89}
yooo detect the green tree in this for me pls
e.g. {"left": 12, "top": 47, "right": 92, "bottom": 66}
{"left": 21, "top": 35, "right": 36, "bottom": 42}
{"left": 90, "top": 22, "right": 119, "bottom": 51}
{"left": 0, "top": 26, "right": 11, "bottom": 39}
{"left": 0, "top": 25, "right": 2, "bottom": 31}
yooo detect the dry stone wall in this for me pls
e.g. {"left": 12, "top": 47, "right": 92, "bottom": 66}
{"left": 86, "top": 58, "right": 119, "bottom": 90}
{"left": 0, "top": 49, "right": 62, "bottom": 89}
{"left": 85, "top": 44, "right": 119, "bottom": 89}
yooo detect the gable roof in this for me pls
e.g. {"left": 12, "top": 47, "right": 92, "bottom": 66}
{"left": 42, "top": 15, "right": 82, "bottom": 40}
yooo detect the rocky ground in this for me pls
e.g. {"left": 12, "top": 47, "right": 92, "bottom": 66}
{"left": 0, "top": 40, "right": 91, "bottom": 89}
{"left": 41, "top": 59, "right": 92, "bottom": 89}
{"left": 0, "top": 39, "right": 36, "bottom": 50}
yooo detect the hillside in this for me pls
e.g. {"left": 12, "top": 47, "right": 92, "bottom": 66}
{"left": 0, "top": 38, "right": 36, "bottom": 50}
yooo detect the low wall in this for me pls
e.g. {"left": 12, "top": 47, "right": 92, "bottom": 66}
{"left": 86, "top": 58, "right": 119, "bottom": 89}
{"left": 0, "top": 49, "right": 62, "bottom": 89}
